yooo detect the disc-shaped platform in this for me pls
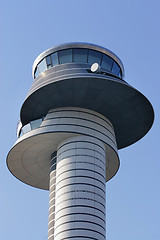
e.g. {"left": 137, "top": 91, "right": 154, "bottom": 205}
{"left": 7, "top": 108, "right": 119, "bottom": 190}
{"left": 20, "top": 73, "right": 154, "bottom": 149}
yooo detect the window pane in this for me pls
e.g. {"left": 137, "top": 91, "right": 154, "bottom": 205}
{"left": 51, "top": 52, "right": 59, "bottom": 66}
{"left": 30, "top": 119, "right": 42, "bottom": 130}
{"left": 101, "top": 54, "right": 114, "bottom": 71}
{"left": 38, "top": 58, "right": 47, "bottom": 73}
{"left": 34, "top": 67, "right": 39, "bottom": 78}
{"left": 46, "top": 55, "right": 52, "bottom": 68}
{"left": 118, "top": 70, "right": 122, "bottom": 78}
{"left": 58, "top": 49, "right": 72, "bottom": 64}
{"left": 88, "top": 50, "right": 102, "bottom": 65}
{"left": 22, "top": 124, "right": 31, "bottom": 134}
{"left": 72, "top": 48, "right": 88, "bottom": 63}
{"left": 112, "top": 61, "right": 120, "bottom": 76}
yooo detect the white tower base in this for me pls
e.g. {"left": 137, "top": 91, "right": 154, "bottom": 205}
{"left": 47, "top": 108, "right": 119, "bottom": 240}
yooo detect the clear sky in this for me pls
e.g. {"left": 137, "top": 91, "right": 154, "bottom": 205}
{"left": 0, "top": 0, "right": 159, "bottom": 239}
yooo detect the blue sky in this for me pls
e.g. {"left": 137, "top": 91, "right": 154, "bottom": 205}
{"left": 0, "top": 0, "right": 159, "bottom": 239}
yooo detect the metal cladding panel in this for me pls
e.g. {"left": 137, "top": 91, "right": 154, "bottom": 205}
{"left": 7, "top": 108, "right": 119, "bottom": 190}
{"left": 52, "top": 136, "right": 106, "bottom": 240}
{"left": 20, "top": 68, "right": 154, "bottom": 149}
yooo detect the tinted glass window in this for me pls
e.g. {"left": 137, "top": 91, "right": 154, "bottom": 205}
{"left": 31, "top": 119, "right": 42, "bottom": 130}
{"left": 51, "top": 52, "right": 59, "bottom": 66}
{"left": 50, "top": 158, "right": 56, "bottom": 171}
{"left": 34, "top": 48, "right": 122, "bottom": 79}
{"left": 46, "top": 55, "right": 52, "bottom": 68}
{"left": 118, "top": 70, "right": 122, "bottom": 78}
{"left": 112, "top": 61, "right": 120, "bottom": 76}
{"left": 72, "top": 48, "right": 88, "bottom": 63}
{"left": 38, "top": 59, "right": 47, "bottom": 73}
{"left": 101, "top": 54, "right": 114, "bottom": 71}
{"left": 88, "top": 50, "right": 102, "bottom": 65}
{"left": 22, "top": 124, "right": 31, "bottom": 134}
{"left": 34, "top": 67, "right": 39, "bottom": 78}
{"left": 58, "top": 49, "right": 72, "bottom": 64}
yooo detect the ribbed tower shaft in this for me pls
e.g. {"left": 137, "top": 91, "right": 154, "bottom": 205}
{"left": 46, "top": 107, "right": 119, "bottom": 240}
{"left": 54, "top": 136, "right": 106, "bottom": 240}
{"left": 48, "top": 136, "right": 106, "bottom": 240}
{"left": 48, "top": 152, "right": 57, "bottom": 239}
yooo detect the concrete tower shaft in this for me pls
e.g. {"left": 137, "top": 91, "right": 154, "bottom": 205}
{"left": 7, "top": 43, "right": 154, "bottom": 240}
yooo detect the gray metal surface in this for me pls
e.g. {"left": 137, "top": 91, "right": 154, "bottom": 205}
{"left": 7, "top": 108, "right": 119, "bottom": 189}
{"left": 53, "top": 136, "right": 106, "bottom": 240}
{"left": 21, "top": 62, "right": 154, "bottom": 149}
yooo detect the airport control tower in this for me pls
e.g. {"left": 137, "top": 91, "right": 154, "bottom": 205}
{"left": 7, "top": 43, "right": 154, "bottom": 240}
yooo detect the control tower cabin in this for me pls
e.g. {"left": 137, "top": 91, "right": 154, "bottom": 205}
{"left": 7, "top": 43, "right": 154, "bottom": 240}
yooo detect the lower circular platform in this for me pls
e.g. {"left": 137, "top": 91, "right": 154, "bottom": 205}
{"left": 7, "top": 108, "right": 119, "bottom": 190}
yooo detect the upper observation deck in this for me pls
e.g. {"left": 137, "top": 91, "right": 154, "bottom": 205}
{"left": 20, "top": 43, "right": 154, "bottom": 149}
{"left": 32, "top": 42, "right": 124, "bottom": 80}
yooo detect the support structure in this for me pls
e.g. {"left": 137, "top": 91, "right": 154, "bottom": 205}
{"left": 54, "top": 136, "right": 106, "bottom": 240}
{"left": 7, "top": 43, "right": 154, "bottom": 240}
{"left": 45, "top": 107, "right": 117, "bottom": 239}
